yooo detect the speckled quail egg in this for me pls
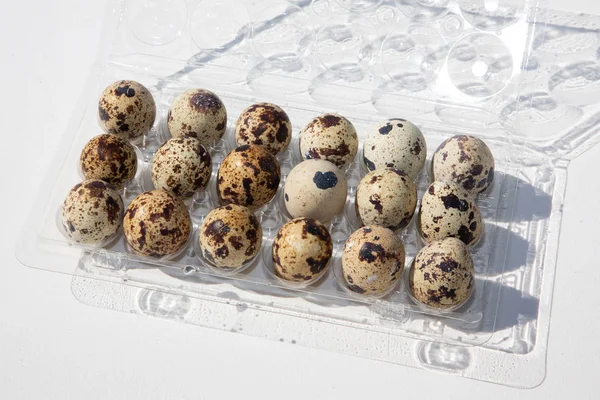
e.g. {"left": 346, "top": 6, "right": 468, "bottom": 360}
{"left": 432, "top": 135, "right": 494, "bottom": 195}
{"left": 79, "top": 134, "right": 137, "bottom": 187}
{"left": 362, "top": 119, "right": 426, "bottom": 180}
{"left": 151, "top": 137, "right": 212, "bottom": 198}
{"left": 284, "top": 159, "right": 348, "bottom": 224}
{"left": 217, "top": 145, "right": 281, "bottom": 210}
{"left": 235, "top": 103, "right": 292, "bottom": 155}
{"left": 299, "top": 113, "right": 358, "bottom": 168}
{"left": 98, "top": 80, "right": 156, "bottom": 140}
{"left": 168, "top": 88, "right": 227, "bottom": 147}
{"left": 272, "top": 218, "right": 333, "bottom": 282}
{"left": 199, "top": 204, "right": 263, "bottom": 269}
{"left": 60, "top": 179, "right": 124, "bottom": 245}
{"left": 419, "top": 181, "right": 483, "bottom": 246}
{"left": 123, "top": 190, "right": 191, "bottom": 258}
{"left": 409, "top": 237, "right": 474, "bottom": 309}
{"left": 356, "top": 168, "right": 417, "bottom": 232}
{"left": 342, "top": 226, "right": 405, "bottom": 295}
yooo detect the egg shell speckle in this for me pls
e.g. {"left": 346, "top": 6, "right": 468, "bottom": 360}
{"left": 409, "top": 238, "right": 474, "bottom": 309}
{"left": 419, "top": 181, "right": 483, "bottom": 246}
{"left": 356, "top": 168, "right": 417, "bottom": 232}
{"left": 151, "top": 137, "right": 212, "bottom": 198}
{"left": 432, "top": 135, "right": 494, "bottom": 195}
{"left": 199, "top": 204, "right": 263, "bottom": 268}
{"left": 363, "top": 119, "right": 426, "bottom": 180}
{"left": 217, "top": 145, "right": 281, "bottom": 210}
{"left": 80, "top": 134, "right": 137, "bottom": 187}
{"left": 98, "top": 80, "right": 156, "bottom": 139}
{"left": 299, "top": 113, "right": 358, "bottom": 168}
{"left": 168, "top": 88, "right": 227, "bottom": 147}
{"left": 123, "top": 190, "right": 191, "bottom": 258}
{"left": 272, "top": 218, "right": 333, "bottom": 282}
{"left": 284, "top": 159, "right": 348, "bottom": 224}
{"left": 61, "top": 179, "right": 124, "bottom": 244}
{"left": 235, "top": 102, "right": 292, "bottom": 155}
{"left": 342, "top": 226, "right": 405, "bottom": 295}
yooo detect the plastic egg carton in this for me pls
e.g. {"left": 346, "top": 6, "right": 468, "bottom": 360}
{"left": 17, "top": 0, "right": 600, "bottom": 388}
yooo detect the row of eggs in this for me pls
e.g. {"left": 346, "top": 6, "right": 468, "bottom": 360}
{"left": 60, "top": 80, "right": 495, "bottom": 310}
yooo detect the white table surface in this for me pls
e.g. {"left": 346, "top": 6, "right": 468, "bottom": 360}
{"left": 1, "top": 1, "right": 598, "bottom": 398}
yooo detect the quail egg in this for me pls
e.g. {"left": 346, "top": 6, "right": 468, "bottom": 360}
{"left": 409, "top": 237, "right": 475, "bottom": 309}
{"left": 284, "top": 159, "right": 347, "bottom": 224}
{"left": 199, "top": 204, "right": 263, "bottom": 269}
{"left": 419, "top": 181, "right": 483, "bottom": 246}
{"left": 123, "top": 190, "right": 191, "bottom": 258}
{"left": 151, "top": 137, "right": 212, "bottom": 198}
{"left": 79, "top": 134, "right": 137, "bottom": 187}
{"left": 355, "top": 168, "right": 417, "bottom": 232}
{"left": 432, "top": 135, "right": 494, "bottom": 195}
{"left": 217, "top": 145, "right": 281, "bottom": 210}
{"left": 272, "top": 218, "right": 333, "bottom": 282}
{"left": 299, "top": 113, "right": 358, "bottom": 168}
{"left": 362, "top": 118, "right": 426, "bottom": 180}
{"left": 60, "top": 179, "right": 124, "bottom": 244}
{"left": 98, "top": 80, "right": 156, "bottom": 140}
{"left": 342, "top": 226, "right": 405, "bottom": 295}
{"left": 235, "top": 102, "right": 292, "bottom": 155}
{"left": 168, "top": 88, "right": 227, "bottom": 147}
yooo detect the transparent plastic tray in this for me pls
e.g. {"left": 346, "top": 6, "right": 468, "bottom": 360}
{"left": 16, "top": 0, "right": 600, "bottom": 388}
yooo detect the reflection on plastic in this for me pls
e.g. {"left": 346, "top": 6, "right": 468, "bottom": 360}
{"left": 138, "top": 289, "right": 191, "bottom": 319}
{"left": 416, "top": 341, "right": 472, "bottom": 373}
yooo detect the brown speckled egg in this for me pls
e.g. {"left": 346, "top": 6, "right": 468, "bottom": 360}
{"left": 363, "top": 119, "right": 426, "bottom": 180}
{"left": 168, "top": 88, "right": 227, "bottom": 147}
{"left": 419, "top": 181, "right": 483, "bottom": 246}
{"left": 199, "top": 204, "right": 262, "bottom": 268}
{"left": 60, "top": 179, "right": 124, "bottom": 244}
{"left": 123, "top": 190, "right": 191, "bottom": 258}
{"left": 272, "top": 218, "right": 333, "bottom": 282}
{"left": 235, "top": 103, "right": 292, "bottom": 155}
{"left": 299, "top": 113, "right": 358, "bottom": 168}
{"left": 217, "top": 145, "right": 280, "bottom": 210}
{"left": 151, "top": 137, "right": 212, "bottom": 198}
{"left": 284, "top": 159, "right": 347, "bottom": 224}
{"left": 79, "top": 134, "right": 137, "bottom": 187}
{"left": 409, "top": 238, "right": 474, "bottom": 309}
{"left": 432, "top": 135, "right": 494, "bottom": 195}
{"left": 98, "top": 80, "right": 156, "bottom": 139}
{"left": 356, "top": 168, "right": 417, "bottom": 232}
{"left": 342, "top": 226, "right": 405, "bottom": 295}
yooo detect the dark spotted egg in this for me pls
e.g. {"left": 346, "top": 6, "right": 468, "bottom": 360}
{"left": 168, "top": 88, "right": 227, "bottom": 147}
{"left": 299, "top": 113, "right": 358, "bottom": 168}
{"left": 355, "top": 168, "right": 417, "bottom": 233}
{"left": 418, "top": 181, "right": 483, "bottom": 246}
{"left": 151, "top": 137, "right": 212, "bottom": 198}
{"left": 342, "top": 226, "right": 405, "bottom": 295}
{"left": 432, "top": 135, "right": 494, "bottom": 195}
{"left": 123, "top": 190, "right": 191, "bottom": 258}
{"left": 98, "top": 80, "right": 156, "bottom": 140}
{"left": 272, "top": 218, "right": 333, "bottom": 282}
{"left": 235, "top": 103, "right": 292, "bottom": 155}
{"left": 61, "top": 179, "right": 124, "bottom": 245}
{"left": 363, "top": 119, "right": 426, "bottom": 180}
{"left": 199, "top": 204, "right": 262, "bottom": 268}
{"left": 284, "top": 159, "right": 347, "bottom": 224}
{"left": 409, "top": 238, "right": 474, "bottom": 309}
{"left": 217, "top": 145, "right": 281, "bottom": 210}
{"left": 80, "top": 134, "right": 137, "bottom": 187}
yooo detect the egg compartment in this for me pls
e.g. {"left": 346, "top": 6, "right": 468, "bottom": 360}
{"left": 17, "top": 0, "right": 600, "bottom": 388}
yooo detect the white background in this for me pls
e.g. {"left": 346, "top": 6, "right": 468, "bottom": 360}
{"left": 1, "top": 0, "right": 599, "bottom": 398}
